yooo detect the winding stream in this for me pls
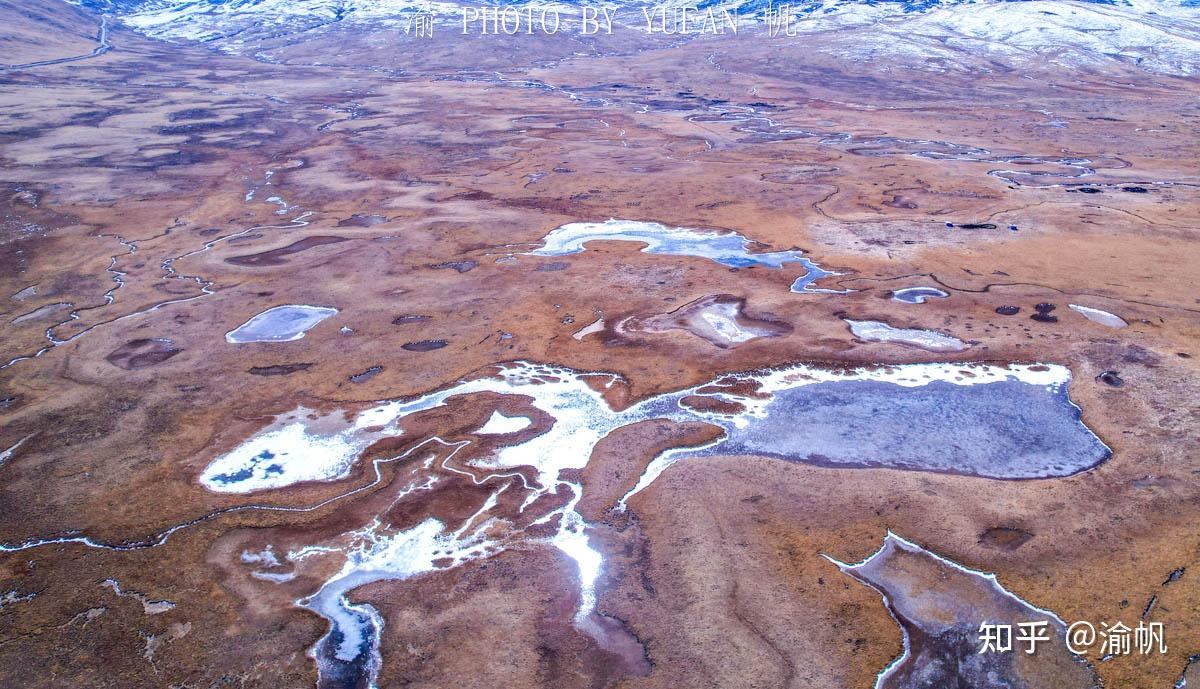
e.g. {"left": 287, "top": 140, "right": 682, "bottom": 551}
{"left": 2, "top": 212, "right": 313, "bottom": 370}
{"left": 2, "top": 15, "right": 111, "bottom": 71}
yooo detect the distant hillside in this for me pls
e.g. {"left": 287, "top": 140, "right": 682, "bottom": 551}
{"left": 66, "top": 0, "right": 1200, "bottom": 75}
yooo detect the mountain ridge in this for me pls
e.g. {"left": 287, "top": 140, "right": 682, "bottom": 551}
{"left": 68, "top": 0, "right": 1200, "bottom": 75}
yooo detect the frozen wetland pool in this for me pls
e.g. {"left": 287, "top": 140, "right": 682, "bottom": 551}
{"left": 530, "top": 219, "right": 843, "bottom": 293}
{"left": 198, "top": 360, "right": 1109, "bottom": 688}
{"left": 225, "top": 305, "right": 338, "bottom": 343}
{"left": 891, "top": 286, "right": 949, "bottom": 304}
{"left": 700, "top": 377, "right": 1109, "bottom": 478}
{"left": 846, "top": 319, "right": 967, "bottom": 352}
{"left": 830, "top": 533, "right": 1099, "bottom": 689}
{"left": 204, "top": 360, "right": 1108, "bottom": 494}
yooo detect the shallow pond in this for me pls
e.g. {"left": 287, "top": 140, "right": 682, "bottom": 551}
{"left": 530, "top": 219, "right": 844, "bottom": 293}
{"left": 891, "top": 287, "right": 949, "bottom": 304}
{"left": 830, "top": 533, "right": 1099, "bottom": 689}
{"left": 225, "top": 305, "right": 338, "bottom": 344}
{"left": 846, "top": 319, "right": 966, "bottom": 352}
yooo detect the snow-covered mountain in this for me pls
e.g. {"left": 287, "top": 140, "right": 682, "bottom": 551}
{"left": 73, "top": 0, "right": 1200, "bottom": 75}
{"left": 800, "top": 0, "right": 1200, "bottom": 74}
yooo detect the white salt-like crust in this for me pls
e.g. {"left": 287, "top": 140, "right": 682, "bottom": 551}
{"left": 476, "top": 410, "right": 533, "bottom": 434}
{"left": 845, "top": 318, "right": 967, "bottom": 352}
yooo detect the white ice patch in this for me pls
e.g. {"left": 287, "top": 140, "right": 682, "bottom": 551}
{"left": 891, "top": 286, "right": 950, "bottom": 304}
{"left": 102, "top": 579, "right": 176, "bottom": 615}
{"left": 244, "top": 545, "right": 298, "bottom": 583}
{"left": 529, "top": 218, "right": 842, "bottom": 293}
{"left": 0, "top": 434, "right": 33, "bottom": 468}
{"left": 0, "top": 590, "right": 36, "bottom": 610}
{"left": 199, "top": 410, "right": 370, "bottom": 493}
{"left": 845, "top": 319, "right": 967, "bottom": 352}
{"left": 241, "top": 545, "right": 282, "bottom": 567}
{"left": 552, "top": 494, "right": 602, "bottom": 624}
{"left": 701, "top": 303, "right": 760, "bottom": 343}
{"left": 225, "top": 304, "right": 338, "bottom": 344}
{"left": 296, "top": 513, "right": 500, "bottom": 672}
{"left": 1069, "top": 304, "right": 1128, "bottom": 328}
{"left": 572, "top": 316, "right": 605, "bottom": 340}
{"left": 252, "top": 571, "right": 297, "bottom": 583}
{"left": 476, "top": 410, "right": 532, "bottom": 435}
